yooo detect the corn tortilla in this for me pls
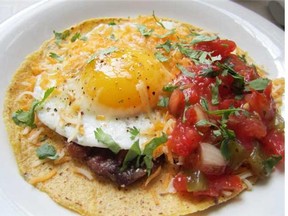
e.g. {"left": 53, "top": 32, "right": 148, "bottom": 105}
{"left": 3, "top": 16, "right": 254, "bottom": 216}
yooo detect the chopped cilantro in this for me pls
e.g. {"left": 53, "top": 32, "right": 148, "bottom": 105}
{"left": 155, "top": 29, "right": 176, "bottom": 38}
{"left": 263, "top": 155, "right": 282, "bottom": 175}
{"left": 87, "top": 46, "right": 118, "bottom": 63}
{"left": 176, "top": 43, "right": 220, "bottom": 64}
{"left": 143, "top": 133, "right": 168, "bottom": 175}
{"left": 127, "top": 126, "right": 140, "bottom": 140}
{"left": 120, "top": 139, "right": 141, "bottom": 171}
{"left": 71, "top": 32, "right": 81, "bottom": 42}
{"left": 217, "top": 62, "right": 245, "bottom": 95}
{"left": 110, "top": 34, "right": 117, "bottom": 41}
{"left": 157, "top": 96, "right": 169, "bottom": 107}
{"left": 152, "top": 11, "right": 165, "bottom": 29}
{"left": 137, "top": 24, "right": 154, "bottom": 37}
{"left": 53, "top": 30, "right": 70, "bottom": 46}
{"left": 49, "top": 52, "right": 64, "bottom": 62}
{"left": 12, "top": 87, "right": 55, "bottom": 128}
{"left": 176, "top": 63, "right": 195, "bottom": 78}
{"left": 162, "top": 84, "right": 178, "bottom": 92}
{"left": 190, "top": 35, "right": 217, "bottom": 44}
{"left": 154, "top": 51, "right": 169, "bottom": 62}
{"left": 156, "top": 40, "right": 173, "bottom": 52}
{"left": 211, "top": 77, "right": 222, "bottom": 105}
{"left": 94, "top": 128, "right": 121, "bottom": 154}
{"left": 245, "top": 78, "right": 270, "bottom": 92}
{"left": 199, "top": 67, "right": 219, "bottom": 77}
{"left": 108, "top": 21, "right": 116, "bottom": 26}
{"left": 36, "top": 143, "right": 59, "bottom": 160}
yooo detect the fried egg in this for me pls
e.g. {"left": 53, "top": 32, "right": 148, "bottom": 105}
{"left": 33, "top": 18, "right": 191, "bottom": 149}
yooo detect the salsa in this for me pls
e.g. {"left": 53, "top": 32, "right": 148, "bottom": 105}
{"left": 165, "top": 39, "right": 284, "bottom": 197}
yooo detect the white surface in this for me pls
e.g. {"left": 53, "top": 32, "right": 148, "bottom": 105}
{"left": 0, "top": 1, "right": 284, "bottom": 216}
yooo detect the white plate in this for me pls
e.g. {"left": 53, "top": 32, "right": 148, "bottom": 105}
{"left": 0, "top": 1, "right": 284, "bottom": 216}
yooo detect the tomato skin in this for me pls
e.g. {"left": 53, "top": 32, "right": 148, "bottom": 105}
{"left": 228, "top": 114, "right": 267, "bottom": 139}
{"left": 167, "top": 122, "right": 202, "bottom": 157}
{"left": 262, "top": 130, "right": 284, "bottom": 160}
{"left": 173, "top": 173, "right": 188, "bottom": 192}
{"left": 245, "top": 84, "right": 276, "bottom": 122}
{"left": 225, "top": 54, "right": 259, "bottom": 81}
{"left": 168, "top": 89, "right": 185, "bottom": 117}
{"left": 194, "top": 39, "right": 236, "bottom": 59}
{"left": 193, "top": 175, "right": 243, "bottom": 197}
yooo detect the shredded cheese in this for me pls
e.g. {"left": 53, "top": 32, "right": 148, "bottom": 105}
{"left": 21, "top": 126, "right": 31, "bottom": 135}
{"left": 150, "top": 189, "right": 160, "bottom": 205}
{"left": 144, "top": 166, "right": 162, "bottom": 187}
{"left": 29, "top": 168, "right": 57, "bottom": 185}
{"left": 27, "top": 127, "right": 44, "bottom": 144}
{"left": 73, "top": 167, "right": 94, "bottom": 180}
{"left": 136, "top": 80, "right": 151, "bottom": 114}
{"left": 67, "top": 111, "right": 82, "bottom": 142}
{"left": 15, "top": 91, "right": 35, "bottom": 102}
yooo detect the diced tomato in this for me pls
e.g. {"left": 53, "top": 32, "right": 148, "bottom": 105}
{"left": 168, "top": 89, "right": 185, "bottom": 117}
{"left": 228, "top": 113, "right": 267, "bottom": 150}
{"left": 167, "top": 122, "right": 202, "bottom": 157}
{"left": 194, "top": 175, "right": 243, "bottom": 197}
{"left": 245, "top": 87, "right": 275, "bottom": 122}
{"left": 183, "top": 87, "right": 200, "bottom": 104}
{"left": 173, "top": 173, "right": 188, "bottom": 192}
{"left": 225, "top": 54, "right": 259, "bottom": 81}
{"left": 228, "top": 114, "right": 267, "bottom": 139}
{"left": 218, "top": 98, "right": 243, "bottom": 110}
{"left": 194, "top": 39, "right": 236, "bottom": 59}
{"left": 261, "top": 129, "right": 284, "bottom": 160}
{"left": 184, "top": 107, "right": 198, "bottom": 125}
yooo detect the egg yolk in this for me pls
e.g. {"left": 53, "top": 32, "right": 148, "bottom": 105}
{"left": 81, "top": 48, "right": 172, "bottom": 114}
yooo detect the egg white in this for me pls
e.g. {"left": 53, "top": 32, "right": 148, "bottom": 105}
{"left": 33, "top": 21, "right": 179, "bottom": 150}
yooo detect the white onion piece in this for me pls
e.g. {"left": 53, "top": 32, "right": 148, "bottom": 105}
{"left": 200, "top": 142, "right": 226, "bottom": 175}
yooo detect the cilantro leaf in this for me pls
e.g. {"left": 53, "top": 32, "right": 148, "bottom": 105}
{"left": 71, "top": 32, "right": 81, "bottom": 42}
{"left": 155, "top": 29, "right": 176, "bottom": 38}
{"left": 217, "top": 63, "right": 245, "bottom": 95}
{"left": 176, "top": 63, "right": 195, "bottom": 78}
{"left": 108, "top": 21, "right": 116, "bottom": 26}
{"left": 143, "top": 133, "right": 168, "bottom": 175}
{"left": 211, "top": 77, "right": 222, "bottom": 105}
{"left": 263, "top": 155, "right": 282, "bottom": 175}
{"left": 199, "top": 67, "right": 219, "bottom": 77}
{"left": 87, "top": 46, "right": 118, "bottom": 63}
{"left": 12, "top": 101, "right": 38, "bottom": 128}
{"left": 156, "top": 40, "right": 173, "bottom": 53}
{"left": 157, "top": 96, "right": 169, "bottom": 107}
{"left": 154, "top": 51, "right": 168, "bottom": 62}
{"left": 127, "top": 126, "right": 140, "bottom": 140}
{"left": 190, "top": 35, "right": 217, "bottom": 44}
{"left": 36, "top": 143, "right": 59, "bottom": 160}
{"left": 12, "top": 87, "right": 55, "bottom": 128}
{"left": 53, "top": 30, "right": 70, "bottom": 46}
{"left": 176, "top": 43, "right": 220, "bottom": 64}
{"left": 136, "top": 24, "right": 154, "bottom": 37}
{"left": 120, "top": 139, "right": 141, "bottom": 171}
{"left": 162, "top": 84, "right": 178, "bottom": 92}
{"left": 199, "top": 97, "right": 209, "bottom": 111}
{"left": 245, "top": 78, "right": 270, "bottom": 92}
{"left": 94, "top": 128, "right": 121, "bottom": 154}
{"left": 152, "top": 11, "right": 165, "bottom": 29}
{"left": 99, "top": 46, "right": 118, "bottom": 55}
{"left": 49, "top": 52, "right": 64, "bottom": 62}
